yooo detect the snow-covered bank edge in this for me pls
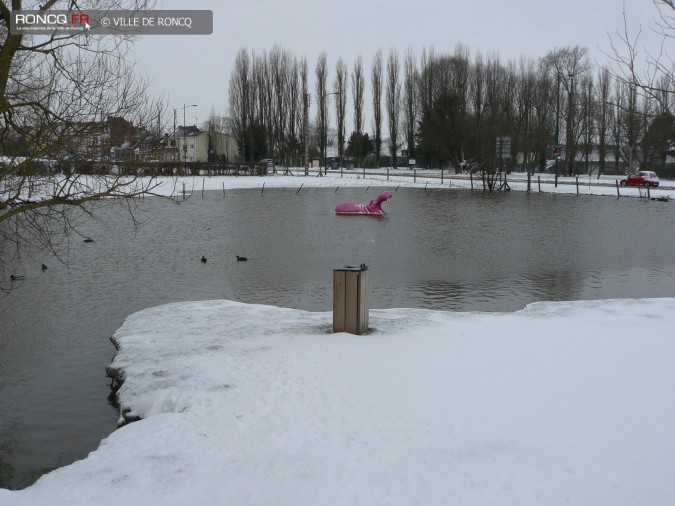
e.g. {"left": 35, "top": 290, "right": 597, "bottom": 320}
{"left": 4, "top": 297, "right": 672, "bottom": 505}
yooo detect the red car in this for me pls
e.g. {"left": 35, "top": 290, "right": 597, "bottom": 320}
{"left": 619, "top": 171, "right": 660, "bottom": 188}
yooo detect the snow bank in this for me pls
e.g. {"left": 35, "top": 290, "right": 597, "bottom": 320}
{"left": 3, "top": 298, "right": 674, "bottom": 505}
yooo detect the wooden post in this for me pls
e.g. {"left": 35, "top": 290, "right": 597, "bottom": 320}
{"left": 333, "top": 265, "right": 369, "bottom": 335}
{"left": 538, "top": 175, "right": 541, "bottom": 193}
{"left": 616, "top": 180, "right": 620, "bottom": 197}
{"left": 387, "top": 167, "right": 389, "bottom": 181}
{"left": 414, "top": 169, "right": 417, "bottom": 183}
{"left": 575, "top": 176, "right": 579, "bottom": 195}
{"left": 441, "top": 169, "right": 444, "bottom": 184}
{"left": 647, "top": 185, "right": 651, "bottom": 199}
{"left": 470, "top": 172, "right": 474, "bottom": 190}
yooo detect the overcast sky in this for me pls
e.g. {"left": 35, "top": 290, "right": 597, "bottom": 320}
{"left": 130, "top": 0, "right": 666, "bottom": 130}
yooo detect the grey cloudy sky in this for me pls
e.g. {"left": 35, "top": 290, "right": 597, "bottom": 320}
{"left": 130, "top": 0, "right": 665, "bottom": 129}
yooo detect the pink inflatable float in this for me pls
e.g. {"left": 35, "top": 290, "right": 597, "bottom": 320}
{"left": 335, "top": 191, "right": 392, "bottom": 216}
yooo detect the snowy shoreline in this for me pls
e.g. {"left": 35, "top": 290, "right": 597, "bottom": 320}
{"left": 2, "top": 297, "right": 675, "bottom": 505}
{"left": 147, "top": 168, "right": 675, "bottom": 200}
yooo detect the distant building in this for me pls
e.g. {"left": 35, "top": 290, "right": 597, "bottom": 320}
{"left": 70, "top": 116, "right": 136, "bottom": 160}
{"left": 174, "top": 126, "right": 239, "bottom": 163}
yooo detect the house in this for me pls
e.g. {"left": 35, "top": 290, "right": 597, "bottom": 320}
{"left": 110, "top": 131, "right": 162, "bottom": 162}
{"left": 174, "top": 126, "right": 239, "bottom": 163}
{"left": 70, "top": 116, "right": 136, "bottom": 160}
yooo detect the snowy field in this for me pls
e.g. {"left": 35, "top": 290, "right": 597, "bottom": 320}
{"left": 2, "top": 170, "right": 674, "bottom": 505}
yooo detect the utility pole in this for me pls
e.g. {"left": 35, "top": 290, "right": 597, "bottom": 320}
{"left": 173, "top": 109, "right": 177, "bottom": 162}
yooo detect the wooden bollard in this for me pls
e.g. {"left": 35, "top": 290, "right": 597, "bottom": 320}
{"left": 333, "top": 264, "right": 369, "bottom": 335}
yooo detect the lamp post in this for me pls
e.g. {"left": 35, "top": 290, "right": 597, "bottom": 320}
{"left": 321, "top": 91, "right": 340, "bottom": 175}
{"left": 182, "top": 104, "right": 197, "bottom": 162}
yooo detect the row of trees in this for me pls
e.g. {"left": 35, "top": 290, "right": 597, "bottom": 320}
{"left": 228, "top": 10, "right": 673, "bottom": 179}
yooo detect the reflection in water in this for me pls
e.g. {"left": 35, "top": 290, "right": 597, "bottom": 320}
{"left": 1, "top": 187, "right": 675, "bottom": 489}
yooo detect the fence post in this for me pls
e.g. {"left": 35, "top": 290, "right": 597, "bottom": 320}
{"left": 615, "top": 180, "right": 620, "bottom": 197}
{"left": 575, "top": 176, "right": 579, "bottom": 195}
{"left": 414, "top": 169, "right": 417, "bottom": 183}
{"left": 538, "top": 175, "right": 541, "bottom": 193}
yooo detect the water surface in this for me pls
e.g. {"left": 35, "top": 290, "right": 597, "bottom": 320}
{"left": 1, "top": 187, "right": 674, "bottom": 488}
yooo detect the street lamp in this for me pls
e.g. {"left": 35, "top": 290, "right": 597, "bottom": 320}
{"left": 182, "top": 104, "right": 197, "bottom": 162}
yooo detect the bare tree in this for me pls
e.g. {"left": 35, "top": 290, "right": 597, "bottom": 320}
{"left": 531, "top": 62, "right": 554, "bottom": 175}
{"left": 514, "top": 57, "right": 537, "bottom": 175}
{"left": 269, "top": 46, "right": 288, "bottom": 165}
{"left": 229, "top": 48, "right": 253, "bottom": 160}
{"left": 334, "top": 58, "right": 347, "bottom": 169}
{"left": 595, "top": 67, "right": 612, "bottom": 177}
{"left": 403, "top": 48, "right": 418, "bottom": 162}
{"left": 544, "top": 46, "right": 591, "bottom": 175}
{"left": 579, "top": 74, "right": 595, "bottom": 174}
{"left": 386, "top": 49, "right": 401, "bottom": 169}
{"left": 371, "top": 49, "right": 383, "bottom": 168}
{"left": 604, "top": 0, "right": 674, "bottom": 111}
{"left": 0, "top": 0, "right": 172, "bottom": 285}
{"left": 451, "top": 44, "right": 471, "bottom": 170}
{"left": 351, "top": 55, "right": 365, "bottom": 167}
{"left": 285, "top": 56, "right": 302, "bottom": 167}
{"left": 315, "top": 53, "right": 328, "bottom": 172}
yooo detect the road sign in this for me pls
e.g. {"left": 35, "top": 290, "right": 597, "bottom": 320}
{"left": 496, "top": 136, "right": 511, "bottom": 159}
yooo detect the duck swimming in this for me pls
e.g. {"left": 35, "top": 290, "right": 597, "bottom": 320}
{"left": 236, "top": 255, "right": 247, "bottom": 261}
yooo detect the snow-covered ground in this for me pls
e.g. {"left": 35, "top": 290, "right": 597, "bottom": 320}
{"left": 148, "top": 168, "right": 675, "bottom": 199}
{"left": 2, "top": 170, "right": 674, "bottom": 505}
{"left": 2, "top": 298, "right": 674, "bottom": 505}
